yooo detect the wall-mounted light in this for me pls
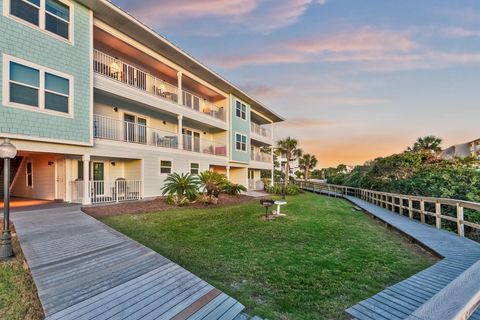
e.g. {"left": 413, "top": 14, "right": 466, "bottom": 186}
{"left": 163, "top": 121, "right": 167, "bottom": 125}
{"left": 111, "top": 162, "right": 116, "bottom": 166}
{"left": 113, "top": 107, "right": 118, "bottom": 112}
{"left": 203, "top": 132, "right": 207, "bottom": 135}
{"left": 48, "top": 161, "right": 54, "bottom": 166}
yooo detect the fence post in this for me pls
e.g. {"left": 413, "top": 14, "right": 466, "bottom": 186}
{"left": 408, "top": 199, "right": 413, "bottom": 219}
{"left": 399, "top": 198, "right": 403, "bottom": 215}
{"left": 115, "top": 180, "right": 119, "bottom": 203}
{"left": 435, "top": 202, "right": 441, "bottom": 229}
{"left": 457, "top": 203, "right": 464, "bottom": 237}
{"left": 420, "top": 200, "right": 425, "bottom": 223}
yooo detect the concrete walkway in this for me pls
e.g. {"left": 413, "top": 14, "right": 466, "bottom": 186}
{"left": 12, "top": 205, "right": 245, "bottom": 320}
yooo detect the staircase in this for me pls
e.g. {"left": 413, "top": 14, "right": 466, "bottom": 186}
{"left": 0, "top": 156, "right": 23, "bottom": 198}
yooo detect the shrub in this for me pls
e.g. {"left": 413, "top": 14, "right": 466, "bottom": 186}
{"left": 266, "top": 183, "right": 301, "bottom": 195}
{"left": 166, "top": 194, "right": 190, "bottom": 206}
{"left": 161, "top": 173, "right": 199, "bottom": 202}
{"left": 198, "top": 171, "right": 228, "bottom": 197}
{"left": 222, "top": 182, "right": 247, "bottom": 195}
{"left": 198, "top": 194, "right": 218, "bottom": 205}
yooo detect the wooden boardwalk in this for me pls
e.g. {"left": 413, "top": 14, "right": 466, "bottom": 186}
{"left": 12, "top": 205, "right": 246, "bottom": 320}
{"left": 299, "top": 184, "right": 480, "bottom": 319}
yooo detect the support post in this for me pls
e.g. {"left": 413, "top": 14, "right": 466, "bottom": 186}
{"left": 408, "top": 199, "right": 413, "bottom": 219}
{"left": 420, "top": 200, "right": 425, "bottom": 223}
{"left": 435, "top": 202, "right": 441, "bottom": 229}
{"left": 177, "top": 71, "right": 183, "bottom": 105}
{"left": 177, "top": 115, "right": 183, "bottom": 150}
{"left": 457, "top": 203, "right": 464, "bottom": 237}
{"left": 82, "top": 155, "right": 91, "bottom": 205}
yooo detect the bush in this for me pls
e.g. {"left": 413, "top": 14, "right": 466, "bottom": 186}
{"left": 198, "top": 171, "right": 228, "bottom": 197}
{"left": 266, "top": 183, "right": 301, "bottom": 195}
{"left": 222, "top": 182, "right": 247, "bottom": 195}
{"left": 198, "top": 194, "right": 218, "bottom": 205}
{"left": 166, "top": 194, "right": 190, "bottom": 206}
{"left": 161, "top": 173, "right": 199, "bottom": 201}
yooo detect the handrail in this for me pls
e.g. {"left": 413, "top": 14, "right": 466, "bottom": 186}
{"left": 296, "top": 180, "right": 480, "bottom": 237}
{"left": 250, "top": 122, "right": 272, "bottom": 139}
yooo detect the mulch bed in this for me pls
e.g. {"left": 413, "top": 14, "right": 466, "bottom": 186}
{"left": 83, "top": 194, "right": 262, "bottom": 218}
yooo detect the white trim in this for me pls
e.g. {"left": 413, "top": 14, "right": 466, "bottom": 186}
{"left": 89, "top": 9, "right": 94, "bottom": 146}
{"left": 159, "top": 158, "right": 173, "bottom": 175}
{"left": 189, "top": 161, "right": 200, "bottom": 175}
{"left": 235, "top": 99, "right": 247, "bottom": 121}
{"left": 1, "top": 132, "right": 93, "bottom": 146}
{"left": 3, "top": 54, "right": 74, "bottom": 118}
{"left": 4, "top": 0, "right": 74, "bottom": 45}
{"left": 235, "top": 132, "right": 248, "bottom": 153}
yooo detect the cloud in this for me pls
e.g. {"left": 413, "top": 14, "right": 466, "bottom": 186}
{"left": 279, "top": 118, "right": 337, "bottom": 128}
{"left": 113, "top": 0, "right": 325, "bottom": 34}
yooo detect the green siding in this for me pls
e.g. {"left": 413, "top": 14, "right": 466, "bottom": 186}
{"left": 229, "top": 94, "right": 250, "bottom": 163}
{"left": 0, "top": 1, "right": 92, "bottom": 144}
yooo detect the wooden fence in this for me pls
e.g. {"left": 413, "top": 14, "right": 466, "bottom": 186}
{"left": 296, "top": 181, "right": 480, "bottom": 238}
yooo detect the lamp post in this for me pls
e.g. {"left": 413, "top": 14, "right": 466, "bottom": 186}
{"left": 0, "top": 138, "right": 17, "bottom": 259}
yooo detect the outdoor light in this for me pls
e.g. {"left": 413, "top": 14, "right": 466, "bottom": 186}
{"left": 0, "top": 138, "right": 17, "bottom": 259}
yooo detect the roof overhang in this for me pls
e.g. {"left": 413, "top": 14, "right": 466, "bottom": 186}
{"left": 77, "top": 0, "right": 285, "bottom": 123}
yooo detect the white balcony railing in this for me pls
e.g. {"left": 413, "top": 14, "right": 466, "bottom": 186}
{"left": 182, "top": 134, "right": 227, "bottom": 156}
{"left": 248, "top": 179, "right": 264, "bottom": 190}
{"left": 93, "top": 49, "right": 225, "bottom": 122}
{"left": 251, "top": 151, "right": 272, "bottom": 163}
{"left": 93, "top": 114, "right": 179, "bottom": 149}
{"left": 69, "top": 180, "right": 142, "bottom": 204}
{"left": 250, "top": 122, "right": 271, "bottom": 139}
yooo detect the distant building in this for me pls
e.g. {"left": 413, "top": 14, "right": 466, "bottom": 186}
{"left": 441, "top": 138, "right": 480, "bottom": 160}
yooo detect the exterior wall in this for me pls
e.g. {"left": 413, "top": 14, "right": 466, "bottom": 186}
{"left": 0, "top": 0, "right": 93, "bottom": 145}
{"left": 229, "top": 167, "right": 247, "bottom": 187}
{"left": 229, "top": 95, "right": 250, "bottom": 163}
{"left": 11, "top": 154, "right": 57, "bottom": 200}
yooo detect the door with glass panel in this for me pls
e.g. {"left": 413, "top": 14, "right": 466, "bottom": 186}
{"left": 92, "top": 162, "right": 105, "bottom": 196}
{"left": 124, "top": 114, "right": 147, "bottom": 144}
{"left": 182, "top": 129, "right": 200, "bottom": 152}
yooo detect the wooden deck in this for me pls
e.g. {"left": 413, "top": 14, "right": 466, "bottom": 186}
{"left": 300, "top": 184, "right": 480, "bottom": 319}
{"left": 11, "top": 205, "right": 246, "bottom": 320}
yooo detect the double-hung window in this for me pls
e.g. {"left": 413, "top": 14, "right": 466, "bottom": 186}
{"left": 8, "top": 0, "right": 72, "bottom": 41}
{"left": 235, "top": 133, "right": 247, "bottom": 152}
{"left": 5, "top": 57, "right": 73, "bottom": 116}
{"left": 190, "top": 163, "right": 199, "bottom": 175}
{"left": 160, "top": 160, "right": 172, "bottom": 174}
{"left": 235, "top": 101, "right": 246, "bottom": 120}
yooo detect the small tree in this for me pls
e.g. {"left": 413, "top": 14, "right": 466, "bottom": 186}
{"left": 161, "top": 173, "right": 200, "bottom": 204}
{"left": 299, "top": 154, "right": 318, "bottom": 180}
{"left": 198, "top": 171, "right": 228, "bottom": 197}
{"left": 409, "top": 136, "right": 443, "bottom": 153}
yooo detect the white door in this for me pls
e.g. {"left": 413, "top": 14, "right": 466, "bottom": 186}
{"left": 55, "top": 159, "right": 66, "bottom": 200}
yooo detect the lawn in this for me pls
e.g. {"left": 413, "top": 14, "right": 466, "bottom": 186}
{"left": 100, "top": 193, "right": 435, "bottom": 320}
{"left": 0, "top": 232, "right": 43, "bottom": 320}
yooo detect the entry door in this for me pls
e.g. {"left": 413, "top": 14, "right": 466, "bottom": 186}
{"left": 124, "top": 114, "right": 136, "bottom": 142}
{"left": 55, "top": 159, "right": 66, "bottom": 200}
{"left": 182, "top": 129, "right": 200, "bottom": 152}
{"left": 92, "top": 162, "right": 105, "bottom": 195}
{"left": 137, "top": 117, "right": 147, "bottom": 144}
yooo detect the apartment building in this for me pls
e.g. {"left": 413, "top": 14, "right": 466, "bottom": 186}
{"left": 0, "top": 0, "right": 283, "bottom": 205}
{"left": 440, "top": 138, "right": 480, "bottom": 160}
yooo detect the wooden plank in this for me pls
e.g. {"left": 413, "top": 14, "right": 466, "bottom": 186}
{"left": 170, "top": 288, "right": 222, "bottom": 320}
{"left": 187, "top": 294, "right": 230, "bottom": 320}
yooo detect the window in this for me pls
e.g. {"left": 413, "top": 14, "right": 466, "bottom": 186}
{"left": 235, "top": 133, "right": 247, "bottom": 152}
{"left": 77, "top": 160, "right": 83, "bottom": 180}
{"left": 235, "top": 101, "right": 246, "bottom": 120}
{"left": 8, "top": 0, "right": 72, "bottom": 41}
{"left": 26, "top": 161, "right": 33, "bottom": 187}
{"left": 190, "top": 163, "right": 199, "bottom": 175}
{"left": 4, "top": 57, "right": 73, "bottom": 116}
{"left": 160, "top": 160, "right": 172, "bottom": 174}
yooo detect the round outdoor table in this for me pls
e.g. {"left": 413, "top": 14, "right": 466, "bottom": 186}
{"left": 274, "top": 200, "right": 287, "bottom": 216}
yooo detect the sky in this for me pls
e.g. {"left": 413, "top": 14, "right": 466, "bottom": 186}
{"left": 113, "top": 0, "right": 480, "bottom": 168}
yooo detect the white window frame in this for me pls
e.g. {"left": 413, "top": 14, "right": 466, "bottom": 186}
{"left": 190, "top": 162, "right": 199, "bottom": 175}
{"left": 159, "top": 159, "right": 173, "bottom": 175}
{"left": 235, "top": 132, "right": 247, "bottom": 152}
{"left": 26, "top": 160, "right": 34, "bottom": 188}
{"left": 3, "top": 0, "right": 74, "bottom": 44}
{"left": 3, "top": 55, "right": 74, "bottom": 118}
{"left": 235, "top": 100, "right": 247, "bottom": 120}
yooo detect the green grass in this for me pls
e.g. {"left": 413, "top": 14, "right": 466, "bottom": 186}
{"left": 0, "top": 236, "right": 43, "bottom": 320}
{"left": 100, "top": 193, "right": 435, "bottom": 320}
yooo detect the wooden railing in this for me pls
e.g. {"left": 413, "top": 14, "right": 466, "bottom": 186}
{"left": 296, "top": 181, "right": 480, "bottom": 238}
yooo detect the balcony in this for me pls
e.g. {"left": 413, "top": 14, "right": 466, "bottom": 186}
{"left": 93, "top": 114, "right": 227, "bottom": 157}
{"left": 251, "top": 151, "right": 272, "bottom": 163}
{"left": 93, "top": 50, "right": 225, "bottom": 121}
{"left": 251, "top": 122, "right": 272, "bottom": 139}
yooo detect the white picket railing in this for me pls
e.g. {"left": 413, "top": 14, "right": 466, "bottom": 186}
{"left": 251, "top": 122, "right": 271, "bottom": 139}
{"left": 251, "top": 151, "right": 271, "bottom": 163}
{"left": 88, "top": 180, "right": 142, "bottom": 204}
{"left": 93, "top": 114, "right": 179, "bottom": 149}
{"left": 248, "top": 179, "right": 264, "bottom": 190}
{"left": 182, "top": 134, "right": 227, "bottom": 156}
{"left": 93, "top": 50, "right": 225, "bottom": 122}
{"left": 70, "top": 181, "right": 84, "bottom": 203}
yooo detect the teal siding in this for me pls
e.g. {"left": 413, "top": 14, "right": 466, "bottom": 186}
{"left": 229, "top": 94, "right": 250, "bottom": 163}
{"left": 0, "top": 1, "right": 92, "bottom": 144}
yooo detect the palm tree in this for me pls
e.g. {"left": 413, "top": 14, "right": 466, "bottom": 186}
{"left": 410, "top": 136, "right": 443, "bottom": 153}
{"left": 198, "top": 171, "right": 228, "bottom": 197}
{"left": 161, "top": 173, "right": 200, "bottom": 200}
{"left": 276, "top": 137, "right": 302, "bottom": 198}
{"left": 299, "top": 153, "right": 318, "bottom": 180}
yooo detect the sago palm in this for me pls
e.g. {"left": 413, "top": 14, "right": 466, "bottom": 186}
{"left": 198, "top": 171, "right": 228, "bottom": 197}
{"left": 161, "top": 172, "right": 200, "bottom": 199}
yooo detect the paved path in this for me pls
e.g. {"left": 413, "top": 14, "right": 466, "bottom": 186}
{"left": 344, "top": 196, "right": 480, "bottom": 320}
{"left": 12, "top": 205, "right": 245, "bottom": 320}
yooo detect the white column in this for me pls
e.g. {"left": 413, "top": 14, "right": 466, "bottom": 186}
{"left": 226, "top": 165, "right": 230, "bottom": 180}
{"left": 177, "top": 115, "right": 183, "bottom": 150}
{"left": 65, "top": 159, "right": 71, "bottom": 202}
{"left": 82, "top": 155, "right": 91, "bottom": 205}
{"left": 177, "top": 71, "right": 183, "bottom": 105}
